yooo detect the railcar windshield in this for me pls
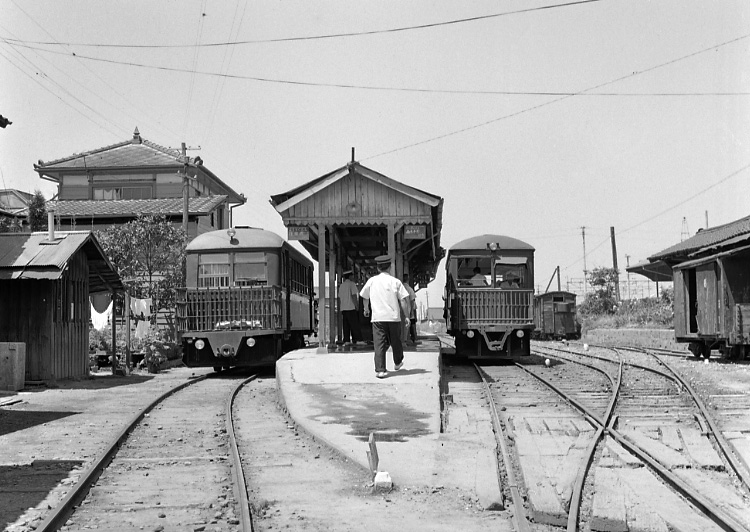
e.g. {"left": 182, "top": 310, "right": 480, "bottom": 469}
{"left": 493, "top": 257, "right": 529, "bottom": 288}
{"left": 197, "top": 251, "right": 268, "bottom": 287}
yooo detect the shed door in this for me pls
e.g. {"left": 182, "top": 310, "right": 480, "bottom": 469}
{"left": 696, "top": 263, "right": 719, "bottom": 335}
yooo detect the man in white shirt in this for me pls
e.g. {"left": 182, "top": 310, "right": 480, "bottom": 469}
{"left": 338, "top": 269, "right": 363, "bottom": 345}
{"left": 360, "top": 255, "right": 410, "bottom": 378}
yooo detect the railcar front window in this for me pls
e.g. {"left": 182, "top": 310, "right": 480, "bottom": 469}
{"left": 198, "top": 253, "right": 230, "bottom": 287}
{"left": 235, "top": 252, "right": 267, "bottom": 286}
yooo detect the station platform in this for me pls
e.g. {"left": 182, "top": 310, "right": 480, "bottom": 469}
{"left": 275, "top": 337, "right": 504, "bottom": 510}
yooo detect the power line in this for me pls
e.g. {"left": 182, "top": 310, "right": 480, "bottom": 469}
{"left": 4, "top": 39, "right": 750, "bottom": 98}
{"left": 5, "top": 2, "right": 183, "bottom": 142}
{"left": 364, "top": 31, "right": 750, "bottom": 160}
{"left": 2, "top": 0, "right": 603, "bottom": 49}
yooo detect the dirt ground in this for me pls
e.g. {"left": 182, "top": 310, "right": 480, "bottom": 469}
{"left": 2, "top": 353, "right": 750, "bottom": 532}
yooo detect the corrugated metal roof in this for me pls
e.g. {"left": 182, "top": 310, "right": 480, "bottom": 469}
{"left": 0, "top": 231, "right": 123, "bottom": 292}
{"left": 649, "top": 214, "right": 750, "bottom": 261}
{"left": 49, "top": 196, "right": 227, "bottom": 218}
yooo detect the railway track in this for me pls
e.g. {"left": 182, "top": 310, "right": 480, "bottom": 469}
{"left": 34, "top": 372, "right": 256, "bottom": 532}
{"left": 474, "top": 343, "right": 750, "bottom": 532}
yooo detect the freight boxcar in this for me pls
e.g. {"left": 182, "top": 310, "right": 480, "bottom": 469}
{"left": 533, "top": 291, "right": 579, "bottom": 340}
{"left": 673, "top": 244, "right": 750, "bottom": 359}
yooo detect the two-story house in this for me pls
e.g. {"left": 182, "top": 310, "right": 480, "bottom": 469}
{"left": 33, "top": 128, "right": 245, "bottom": 238}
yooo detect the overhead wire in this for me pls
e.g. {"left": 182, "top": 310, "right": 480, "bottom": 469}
{"left": 0, "top": 32, "right": 126, "bottom": 138}
{"left": 183, "top": 1, "right": 208, "bottom": 139}
{"left": 7, "top": 1, "right": 182, "bottom": 143}
{"left": 201, "top": 0, "right": 248, "bottom": 147}
{"left": 1, "top": 0, "right": 603, "bottom": 49}
{"left": 362, "top": 31, "right": 750, "bottom": 161}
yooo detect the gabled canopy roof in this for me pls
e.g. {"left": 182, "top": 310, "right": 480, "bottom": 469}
{"left": 34, "top": 128, "right": 245, "bottom": 204}
{"left": 270, "top": 159, "right": 444, "bottom": 280}
{"left": 49, "top": 196, "right": 227, "bottom": 219}
{"left": 649, "top": 214, "right": 750, "bottom": 262}
{"left": 0, "top": 231, "right": 123, "bottom": 293}
{"left": 270, "top": 161, "right": 441, "bottom": 212}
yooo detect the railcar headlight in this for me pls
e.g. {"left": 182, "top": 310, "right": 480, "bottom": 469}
{"left": 516, "top": 330, "right": 525, "bottom": 338}
{"left": 467, "top": 330, "right": 475, "bottom": 338}
{"left": 194, "top": 339, "right": 205, "bottom": 350}
{"left": 246, "top": 338, "right": 256, "bottom": 347}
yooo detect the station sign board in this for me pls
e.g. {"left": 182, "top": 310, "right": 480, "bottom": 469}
{"left": 404, "top": 225, "right": 426, "bottom": 240}
{"left": 288, "top": 226, "right": 309, "bottom": 241}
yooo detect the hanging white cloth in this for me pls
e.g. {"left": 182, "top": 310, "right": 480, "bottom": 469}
{"left": 130, "top": 297, "right": 152, "bottom": 339}
{"left": 91, "top": 301, "right": 112, "bottom": 330}
{"left": 90, "top": 292, "right": 112, "bottom": 314}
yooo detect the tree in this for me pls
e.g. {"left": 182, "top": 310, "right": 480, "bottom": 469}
{"left": 28, "top": 190, "right": 47, "bottom": 232}
{"left": 579, "top": 266, "right": 619, "bottom": 316}
{"left": 96, "top": 214, "right": 187, "bottom": 340}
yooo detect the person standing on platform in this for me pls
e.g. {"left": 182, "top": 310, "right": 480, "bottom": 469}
{"left": 338, "top": 269, "right": 363, "bottom": 345}
{"left": 402, "top": 274, "right": 417, "bottom": 346}
{"left": 360, "top": 255, "right": 410, "bottom": 378}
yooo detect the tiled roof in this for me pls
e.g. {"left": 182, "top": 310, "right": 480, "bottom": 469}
{"left": 49, "top": 196, "right": 227, "bottom": 218}
{"left": 36, "top": 130, "right": 182, "bottom": 169}
{"left": 649, "top": 214, "right": 750, "bottom": 261}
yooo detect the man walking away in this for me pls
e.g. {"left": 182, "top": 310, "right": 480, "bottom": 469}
{"left": 338, "top": 269, "right": 363, "bottom": 345}
{"left": 360, "top": 255, "right": 410, "bottom": 378}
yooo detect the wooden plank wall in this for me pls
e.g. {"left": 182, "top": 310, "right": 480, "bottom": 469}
{"left": 289, "top": 173, "right": 430, "bottom": 221}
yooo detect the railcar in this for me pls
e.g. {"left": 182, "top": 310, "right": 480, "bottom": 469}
{"left": 533, "top": 291, "right": 579, "bottom": 340}
{"left": 673, "top": 245, "right": 750, "bottom": 359}
{"left": 177, "top": 227, "right": 314, "bottom": 370}
{"left": 444, "top": 234, "right": 535, "bottom": 358}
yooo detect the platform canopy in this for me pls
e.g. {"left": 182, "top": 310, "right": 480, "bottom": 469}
{"left": 270, "top": 152, "right": 445, "bottom": 348}
{"left": 271, "top": 156, "right": 444, "bottom": 285}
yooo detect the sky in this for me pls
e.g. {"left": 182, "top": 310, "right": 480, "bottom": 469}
{"left": 1, "top": 0, "right": 749, "bottom": 310}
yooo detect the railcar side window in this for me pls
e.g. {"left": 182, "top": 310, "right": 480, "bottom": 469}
{"left": 198, "top": 253, "right": 230, "bottom": 288}
{"left": 289, "top": 259, "right": 311, "bottom": 295}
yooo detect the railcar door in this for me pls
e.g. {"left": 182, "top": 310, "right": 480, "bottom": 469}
{"left": 696, "top": 263, "right": 719, "bottom": 336}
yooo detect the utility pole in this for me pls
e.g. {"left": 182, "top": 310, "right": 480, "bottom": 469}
{"left": 705, "top": 210, "right": 709, "bottom": 230}
{"left": 182, "top": 143, "right": 188, "bottom": 234}
{"left": 610, "top": 227, "right": 620, "bottom": 302}
{"left": 581, "top": 226, "right": 588, "bottom": 294}
{"left": 178, "top": 142, "right": 201, "bottom": 237}
{"left": 625, "top": 254, "right": 631, "bottom": 300}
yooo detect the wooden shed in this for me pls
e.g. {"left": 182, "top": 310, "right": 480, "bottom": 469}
{"left": 0, "top": 229, "right": 123, "bottom": 381}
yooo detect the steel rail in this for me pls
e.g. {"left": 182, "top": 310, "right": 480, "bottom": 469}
{"left": 474, "top": 364, "right": 531, "bottom": 532}
{"left": 226, "top": 374, "right": 258, "bottom": 531}
{"left": 36, "top": 373, "right": 211, "bottom": 532}
{"left": 642, "top": 348, "right": 750, "bottom": 492}
{"left": 518, "top": 358, "right": 747, "bottom": 532}
{"left": 521, "top": 352, "right": 623, "bottom": 532}
{"left": 537, "top": 344, "right": 683, "bottom": 390}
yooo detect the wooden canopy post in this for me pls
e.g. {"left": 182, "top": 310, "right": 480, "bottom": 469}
{"left": 317, "top": 223, "right": 327, "bottom": 353}
{"left": 111, "top": 291, "right": 117, "bottom": 375}
{"left": 328, "top": 227, "right": 337, "bottom": 348}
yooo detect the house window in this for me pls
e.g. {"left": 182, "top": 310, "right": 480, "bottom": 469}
{"left": 94, "top": 186, "right": 153, "bottom": 200}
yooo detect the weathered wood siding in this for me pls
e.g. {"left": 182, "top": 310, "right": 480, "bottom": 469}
{"left": 0, "top": 251, "right": 90, "bottom": 381}
{"left": 286, "top": 173, "right": 431, "bottom": 222}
